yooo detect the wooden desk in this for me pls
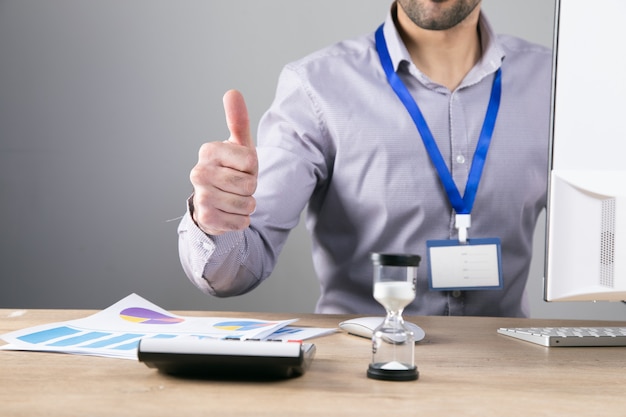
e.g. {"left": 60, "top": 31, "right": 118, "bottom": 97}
{"left": 1, "top": 309, "right": 625, "bottom": 417}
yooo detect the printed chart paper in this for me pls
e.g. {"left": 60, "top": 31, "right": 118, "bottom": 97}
{"left": 0, "top": 294, "right": 335, "bottom": 360}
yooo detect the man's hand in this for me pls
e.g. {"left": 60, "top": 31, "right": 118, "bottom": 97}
{"left": 189, "top": 90, "right": 258, "bottom": 235}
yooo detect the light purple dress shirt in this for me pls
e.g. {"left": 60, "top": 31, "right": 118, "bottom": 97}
{"left": 178, "top": 9, "right": 552, "bottom": 317}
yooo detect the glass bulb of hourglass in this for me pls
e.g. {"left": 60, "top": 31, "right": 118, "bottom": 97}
{"left": 373, "top": 280, "right": 414, "bottom": 345}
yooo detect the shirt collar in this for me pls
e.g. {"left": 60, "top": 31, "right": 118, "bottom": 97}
{"left": 382, "top": 4, "right": 505, "bottom": 90}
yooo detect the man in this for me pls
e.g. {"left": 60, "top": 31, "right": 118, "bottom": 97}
{"left": 178, "top": 0, "right": 552, "bottom": 316}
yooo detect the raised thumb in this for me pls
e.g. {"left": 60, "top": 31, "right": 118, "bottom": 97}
{"left": 223, "top": 89, "right": 253, "bottom": 148}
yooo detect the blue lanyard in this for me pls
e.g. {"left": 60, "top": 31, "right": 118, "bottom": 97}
{"left": 374, "top": 24, "right": 501, "bottom": 217}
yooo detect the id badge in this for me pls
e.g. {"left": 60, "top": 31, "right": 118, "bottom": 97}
{"left": 426, "top": 238, "right": 503, "bottom": 291}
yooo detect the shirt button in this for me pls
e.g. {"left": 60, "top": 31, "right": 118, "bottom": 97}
{"left": 452, "top": 290, "right": 462, "bottom": 298}
{"left": 456, "top": 155, "right": 466, "bottom": 164}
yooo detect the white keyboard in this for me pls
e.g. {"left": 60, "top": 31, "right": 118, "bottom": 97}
{"left": 497, "top": 327, "right": 626, "bottom": 347}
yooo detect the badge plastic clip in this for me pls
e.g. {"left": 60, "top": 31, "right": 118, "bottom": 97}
{"left": 455, "top": 214, "right": 471, "bottom": 244}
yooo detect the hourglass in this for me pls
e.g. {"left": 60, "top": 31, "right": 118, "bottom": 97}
{"left": 367, "top": 253, "right": 421, "bottom": 381}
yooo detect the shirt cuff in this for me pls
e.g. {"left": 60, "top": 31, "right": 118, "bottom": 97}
{"left": 182, "top": 194, "right": 244, "bottom": 257}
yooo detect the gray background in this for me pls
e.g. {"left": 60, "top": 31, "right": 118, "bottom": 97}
{"left": 1, "top": 0, "right": 624, "bottom": 319}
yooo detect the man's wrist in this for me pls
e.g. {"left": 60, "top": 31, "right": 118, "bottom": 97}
{"left": 186, "top": 194, "right": 208, "bottom": 235}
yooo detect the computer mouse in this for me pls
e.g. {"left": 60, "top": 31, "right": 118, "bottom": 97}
{"left": 338, "top": 316, "right": 425, "bottom": 342}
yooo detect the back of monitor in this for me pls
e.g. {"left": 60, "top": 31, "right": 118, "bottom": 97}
{"left": 545, "top": 0, "right": 626, "bottom": 302}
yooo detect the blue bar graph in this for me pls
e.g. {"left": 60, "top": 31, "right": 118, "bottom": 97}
{"left": 83, "top": 333, "right": 143, "bottom": 348}
{"left": 47, "top": 331, "right": 111, "bottom": 347}
{"left": 17, "top": 326, "right": 81, "bottom": 344}
{"left": 14, "top": 324, "right": 184, "bottom": 356}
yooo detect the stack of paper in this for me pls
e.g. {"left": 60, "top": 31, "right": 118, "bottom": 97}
{"left": 0, "top": 294, "right": 335, "bottom": 360}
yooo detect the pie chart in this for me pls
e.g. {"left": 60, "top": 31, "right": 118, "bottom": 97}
{"left": 119, "top": 307, "right": 185, "bottom": 324}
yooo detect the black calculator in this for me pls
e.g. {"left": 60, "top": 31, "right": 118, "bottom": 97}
{"left": 138, "top": 337, "right": 316, "bottom": 379}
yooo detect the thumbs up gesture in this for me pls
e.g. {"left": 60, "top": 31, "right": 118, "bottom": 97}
{"left": 190, "top": 90, "right": 258, "bottom": 235}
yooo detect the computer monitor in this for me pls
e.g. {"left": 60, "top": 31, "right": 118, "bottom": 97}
{"left": 544, "top": 0, "right": 626, "bottom": 302}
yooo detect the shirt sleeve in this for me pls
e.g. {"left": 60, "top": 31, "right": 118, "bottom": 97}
{"left": 177, "top": 197, "right": 263, "bottom": 297}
